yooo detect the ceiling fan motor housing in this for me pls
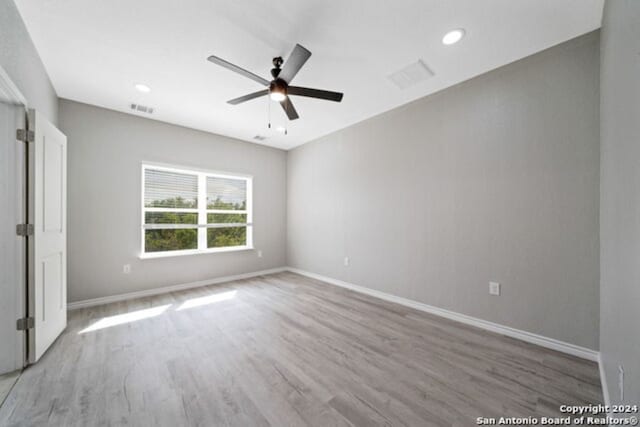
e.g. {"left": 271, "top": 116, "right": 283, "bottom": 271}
{"left": 270, "top": 78, "right": 287, "bottom": 96}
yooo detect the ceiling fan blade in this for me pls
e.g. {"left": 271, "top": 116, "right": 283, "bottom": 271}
{"left": 227, "top": 89, "right": 269, "bottom": 105}
{"left": 279, "top": 44, "right": 312, "bottom": 84}
{"left": 280, "top": 97, "right": 299, "bottom": 120}
{"left": 287, "top": 86, "right": 343, "bottom": 102}
{"left": 207, "top": 55, "right": 270, "bottom": 86}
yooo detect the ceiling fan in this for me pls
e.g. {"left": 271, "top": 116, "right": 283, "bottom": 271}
{"left": 207, "top": 44, "right": 343, "bottom": 121}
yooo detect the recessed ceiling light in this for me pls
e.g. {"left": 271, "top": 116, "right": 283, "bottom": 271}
{"left": 135, "top": 83, "right": 151, "bottom": 93}
{"left": 442, "top": 29, "right": 465, "bottom": 45}
{"left": 276, "top": 126, "right": 286, "bottom": 133}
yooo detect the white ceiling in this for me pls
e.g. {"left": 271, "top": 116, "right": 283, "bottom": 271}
{"left": 15, "top": 0, "right": 603, "bottom": 150}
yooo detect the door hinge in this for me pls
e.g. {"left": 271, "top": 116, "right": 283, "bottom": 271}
{"left": 16, "top": 223, "right": 34, "bottom": 236}
{"left": 16, "top": 317, "right": 34, "bottom": 331}
{"left": 16, "top": 129, "right": 34, "bottom": 143}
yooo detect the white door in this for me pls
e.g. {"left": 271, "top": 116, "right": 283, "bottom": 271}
{"left": 0, "top": 102, "right": 26, "bottom": 373}
{"left": 27, "top": 109, "right": 67, "bottom": 363}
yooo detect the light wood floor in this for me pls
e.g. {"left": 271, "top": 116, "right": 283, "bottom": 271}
{"left": 0, "top": 371, "right": 20, "bottom": 409}
{"left": 0, "top": 272, "right": 602, "bottom": 426}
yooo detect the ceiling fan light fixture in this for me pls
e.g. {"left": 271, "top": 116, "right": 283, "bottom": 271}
{"left": 269, "top": 78, "right": 288, "bottom": 102}
{"left": 270, "top": 91, "right": 286, "bottom": 102}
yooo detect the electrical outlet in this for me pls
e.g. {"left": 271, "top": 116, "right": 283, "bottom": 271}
{"left": 619, "top": 365, "right": 624, "bottom": 401}
{"left": 489, "top": 281, "right": 500, "bottom": 296}
{"left": 344, "top": 257, "right": 350, "bottom": 267}
{"left": 257, "top": 250, "right": 263, "bottom": 258}
{"left": 123, "top": 264, "right": 131, "bottom": 274}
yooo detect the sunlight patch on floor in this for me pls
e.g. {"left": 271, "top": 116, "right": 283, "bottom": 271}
{"left": 176, "top": 290, "right": 237, "bottom": 311}
{"left": 79, "top": 304, "right": 171, "bottom": 334}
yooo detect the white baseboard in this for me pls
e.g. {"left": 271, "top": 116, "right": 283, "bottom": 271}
{"left": 286, "top": 267, "right": 600, "bottom": 362}
{"left": 67, "top": 267, "right": 287, "bottom": 310}
{"left": 68, "top": 266, "right": 606, "bottom": 398}
{"left": 69, "top": 265, "right": 601, "bottom": 363}
{"left": 598, "top": 354, "right": 611, "bottom": 408}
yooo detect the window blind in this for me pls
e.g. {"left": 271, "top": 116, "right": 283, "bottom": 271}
{"left": 144, "top": 169, "right": 198, "bottom": 209}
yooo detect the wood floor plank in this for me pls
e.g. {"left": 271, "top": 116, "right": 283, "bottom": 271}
{"left": 0, "top": 272, "right": 602, "bottom": 426}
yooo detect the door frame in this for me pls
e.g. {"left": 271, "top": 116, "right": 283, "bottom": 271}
{"left": 0, "top": 64, "right": 29, "bottom": 370}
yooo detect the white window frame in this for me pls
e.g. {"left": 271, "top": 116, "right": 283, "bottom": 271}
{"left": 140, "top": 162, "right": 253, "bottom": 259}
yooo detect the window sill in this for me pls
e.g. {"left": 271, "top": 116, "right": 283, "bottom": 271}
{"left": 139, "top": 246, "right": 254, "bottom": 260}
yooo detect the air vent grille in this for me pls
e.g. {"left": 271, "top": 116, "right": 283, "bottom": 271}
{"left": 130, "top": 103, "right": 154, "bottom": 114}
{"left": 388, "top": 60, "right": 434, "bottom": 90}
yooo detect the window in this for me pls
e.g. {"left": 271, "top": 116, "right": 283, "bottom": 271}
{"left": 141, "top": 164, "right": 252, "bottom": 257}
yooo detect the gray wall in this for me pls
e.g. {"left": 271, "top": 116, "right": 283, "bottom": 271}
{"left": 0, "top": 0, "right": 58, "bottom": 123}
{"left": 59, "top": 100, "right": 287, "bottom": 302}
{"left": 287, "top": 32, "right": 600, "bottom": 350}
{"left": 600, "top": 0, "right": 640, "bottom": 405}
